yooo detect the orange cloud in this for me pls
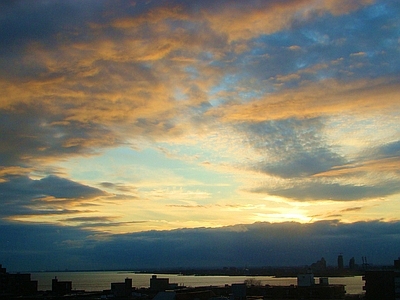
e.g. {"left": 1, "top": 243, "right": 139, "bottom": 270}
{"left": 314, "top": 157, "right": 400, "bottom": 178}
{"left": 112, "top": 6, "right": 189, "bottom": 29}
{"left": 0, "top": 166, "right": 32, "bottom": 181}
{"left": 203, "top": 0, "right": 375, "bottom": 42}
{"left": 213, "top": 77, "right": 400, "bottom": 122}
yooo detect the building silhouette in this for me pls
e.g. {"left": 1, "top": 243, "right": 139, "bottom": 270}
{"left": 0, "top": 264, "right": 37, "bottom": 297}
{"left": 349, "top": 257, "right": 356, "bottom": 269}
{"left": 111, "top": 277, "right": 133, "bottom": 297}
{"left": 150, "top": 275, "right": 179, "bottom": 292}
{"left": 363, "top": 257, "right": 400, "bottom": 300}
{"left": 230, "top": 283, "right": 246, "bottom": 300}
{"left": 297, "top": 272, "right": 315, "bottom": 287}
{"left": 150, "top": 275, "right": 170, "bottom": 292}
{"left": 52, "top": 276, "right": 72, "bottom": 296}
{"left": 337, "top": 254, "right": 344, "bottom": 269}
{"left": 310, "top": 257, "right": 327, "bottom": 271}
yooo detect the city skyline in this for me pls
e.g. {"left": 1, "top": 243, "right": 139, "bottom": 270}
{"left": 1, "top": 0, "right": 400, "bottom": 271}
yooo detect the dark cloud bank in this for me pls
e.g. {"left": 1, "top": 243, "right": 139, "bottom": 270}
{"left": 1, "top": 220, "right": 399, "bottom": 272}
{"left": 0, "top": 175, "right": 106, "bottom": 218}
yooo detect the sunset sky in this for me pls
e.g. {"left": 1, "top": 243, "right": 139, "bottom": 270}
{"left": 1, "top": 0, "right": 400, "bottom": 271}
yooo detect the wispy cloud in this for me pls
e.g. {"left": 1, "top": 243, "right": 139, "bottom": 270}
{"left": 0, "top": 0, "right": 399, "bottom": 270}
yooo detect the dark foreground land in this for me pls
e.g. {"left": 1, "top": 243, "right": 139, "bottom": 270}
{"left": 1, "top": 281, "right": 364, "bottom": 300}
{"left": 0, "top": 263, "right": 373, "bottom": 300}
{"left": 0, "top": 290, "right": 364, "bottom": 300}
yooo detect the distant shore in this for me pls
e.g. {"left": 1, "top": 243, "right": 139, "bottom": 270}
{"left": 132, "top": 266, "right": 366, "bottom": 278}
{"left": 30, "top": 266, "right": 368, "bottom": 278}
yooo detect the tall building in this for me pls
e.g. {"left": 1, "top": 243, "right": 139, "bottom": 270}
{"left": 337, "top": 254, "right": 344, "bottom": 269}
{"left": 349, "top": 257, "right": 356, "bottom": 269}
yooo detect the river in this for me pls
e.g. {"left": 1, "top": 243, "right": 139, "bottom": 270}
{"left": 31, "top": 271, "right": 365, "bottom": 295}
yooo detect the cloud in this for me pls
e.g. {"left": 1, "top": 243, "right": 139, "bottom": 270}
{"left": 259, "top": 181, "right": 400, "bottom": 201}
{"left": 0, "top": 0, "right": 399, "bottom": 246}
{"left": 313, "top": 157, "right": 400, "bottom": 178}
{"left": 167, "top": 204, "right": 207, "bottom": 209}
{"left": 0, "top": 106, "right": 123, "bottom": 167}
{"left": 247, "top": 139, "right": 400, "bottom": 201}
{"left": 239, "top": 118, "right": 346, "bottom": 178}
{"left": 0, "top": 175, "right": 106, "bottom": 218}
{"left": 201, "top": 0, "right": 375, "bottom": 42}
{"left": 0, "top": 166, "right": 31, "bottom": 182}
{"left": 0, "top": 221, "right": 104, "bottom": 271}
{"left": 32, "top": 175, "right": 106, "bottom": 199}
{"left": 62, "top": 216, "right": 115, "bottom": 223}
{"left": 289, "top": 141, "right": 400, "bottom": 201}
{"left": 100, "top": 182, "right": 137, "bottom": 193}
{"left": 215, "top": 77, "right": 400, "bottom": 123}
{"left": 60, "top": 216, "right": 147, "bottom": 230}
{"left": 240, "top": 135, "right": 400, "bottom": 202}
{"left": 1, "top": 220, "right": 399, "bottom": 271}
{"left": 373, "top": 140, "right": 400, "bottom": 158}
{"left": 0, "top": 0, "right": 397, "bottom": 173}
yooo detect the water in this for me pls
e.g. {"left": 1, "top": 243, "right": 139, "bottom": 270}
{"left": 30, "top": 271, "right": 364, "bottom": 295}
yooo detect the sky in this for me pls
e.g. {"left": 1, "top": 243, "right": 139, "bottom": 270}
{"left": 1, "top": 0, "right": 400, "bottom": 272}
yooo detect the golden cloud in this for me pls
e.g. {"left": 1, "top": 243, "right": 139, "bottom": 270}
{"left": 203, "top": 0, "right": 375, "bottom": 42}
{"left": 0, "top": 166, "right": 32, "bottom": 181}
{"left": 314, "top": 157, "right": 400, "bottom": 178}
{"left": 214, "top": 77, "right": 400, "bottom": 122}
